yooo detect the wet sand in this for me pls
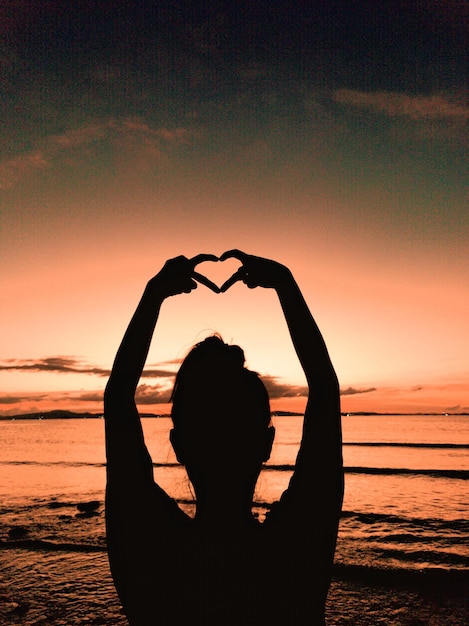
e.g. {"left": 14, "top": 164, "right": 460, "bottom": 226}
{"left": 326, "top": 572, "right": 469, "bottom": 626}
{"left": 1, "top": 549, "right": 467, "bottom": 625}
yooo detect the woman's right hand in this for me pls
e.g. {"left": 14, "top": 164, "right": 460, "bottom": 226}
{"left": 219, "top": 250, "right": 291, "bottom": 292}
{"left": 149, "top": 254, "right": 219, "bottom": 298}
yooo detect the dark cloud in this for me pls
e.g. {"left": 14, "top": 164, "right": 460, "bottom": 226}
{"left": 1, "top": 0, "right": 466, "bottom": 201}
{"left": 141, "top": 370, "right": 176, "bottom": 379}
{"left": 135, "top": 384, "right": 172, "bottom": 405}
{"left": 0, "top": 394, "right": 47, "bottom": 405}
{"left": 333, "top": 90, "right": 469, "bottom": 121}
{"left": 445, "top": 405, "right": 469, "bottom": 413}
{"left": 340, "top": 387, "right": 377, "bottom": 396}
{"left": 0, "top": 390, "right": 102, "bottom": 407}
{"left": 0, "top": 356, "right": 176, "bottom": 379}
{"left": 2, "top": 1, "right": 466, "bottom": 126}
{"left": 260, "top": 376, "right": 308, "bottom": 399}
{"left": 0, "top": 357, "right": 110, "bottom": 376}
{"left": 259, "top": 377, "right": 380, "bottom": 399}
{"left": 0, "top": 121, "right": 196, "bottom": 189}
{"left": 0, "top": 380, "right": 376, "bottom": 404}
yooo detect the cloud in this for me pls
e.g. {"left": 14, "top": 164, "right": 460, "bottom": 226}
{"left": 259, "top": 377, "right": 380, "bottom": 399}
{"left": 0, "top": 152, "right": 49, "bottom": 189}
{"left": 0, "top": 390, "right": 103, "bottom": 409}
{"left": 135, "top": 384, "right": 172, "bottom": 405}
{"left": 445, "top": 405, "right": 469, "bottom": 413}
{"left": 0, "top": 394, "right": 47, "bottom": 405}
{"left": 141, "top": 369, "right": 177, "bottom": 379}
{"left": 339, "top": 386, "right": 377, "bottom": 396}
{"left": 0, "top": 357, "right": 110, "bottom": 377}
{"left": 333, "top": 89, "right": 469, "bottom": 121}
{"left": 52, "top": 123, "right": 116, "bottom": 151}
{"left": 0, "top": 356, "right": 177, "bottom": 380}
{"left": 0, "top": 119, "right": 195, "bottom": 189}
{"left": 261, "top": 376, "right": 308, "bottom": 399}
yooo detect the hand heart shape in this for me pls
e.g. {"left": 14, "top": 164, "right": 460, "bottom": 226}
{"left": 193, "top": 256, "right": 243, "bottom": 293}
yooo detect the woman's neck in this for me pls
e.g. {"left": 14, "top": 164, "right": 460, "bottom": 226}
{"left": 192, "top": 482, "right": 257, "bottom": 530}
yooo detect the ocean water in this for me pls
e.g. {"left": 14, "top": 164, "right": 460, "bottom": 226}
{"left": 0, "top": 415, "right": 468, "bottom": 625}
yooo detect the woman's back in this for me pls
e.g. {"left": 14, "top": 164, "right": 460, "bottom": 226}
{"left": 106, "top": 479, "right": 336, "bottom": 625}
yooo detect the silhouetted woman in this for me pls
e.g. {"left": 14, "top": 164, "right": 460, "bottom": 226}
{"left": 105, "top": 250, "right": 343, "bottom": 625}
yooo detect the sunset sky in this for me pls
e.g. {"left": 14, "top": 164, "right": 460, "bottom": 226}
{"left": 1, "top": 1, "right": 468, "bottom": 416}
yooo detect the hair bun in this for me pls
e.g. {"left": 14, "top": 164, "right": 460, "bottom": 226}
{"left": 225, "top": 344, "right": 245, "bottom": 368}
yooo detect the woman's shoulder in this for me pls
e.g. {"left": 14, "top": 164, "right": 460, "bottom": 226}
{"left": 106, "top": 480, "right": 191, "bottom": 534}
{"left": 261, "top": 489, "right": 328, "bottom": 534}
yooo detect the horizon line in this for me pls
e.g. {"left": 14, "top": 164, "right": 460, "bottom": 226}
{"left": 1, "top": 409, "right": 468, "bottom": 420}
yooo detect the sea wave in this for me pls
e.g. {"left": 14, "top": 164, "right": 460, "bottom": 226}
{"left": 1, "top": 460, "right": 108, "bottom": 468}
{"left": 4, "top": 498, "right": 469, "bottom": 532}
{"left": 332, "top": 562, "right": 469, "bottom": 590}
{"left": 339, "top": 509, "right": 469, "bottom": 531}
{"left": 0, "top": 538, "right": 104, "bottom": 552}
{"left": 263, "top": 464, "right": 469, "bottom": 480}
{"left": 1, "top": 498, "right": 467, "bottom": 580}
{"left": 2, "top": 459, "right": 467, "bottom": 479}
{"left": 342, "top": 466, "right": 469, "bottom": 479}
{"left": 1, "top": 536, "right": 467, "bottom": 588}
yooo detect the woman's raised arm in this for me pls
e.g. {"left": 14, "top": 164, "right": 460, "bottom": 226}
{"left": 104, "top": 254, "right": 218, "bottom": 488}
{"left": 220, "top": 250, "right": 343, "bottom": 511}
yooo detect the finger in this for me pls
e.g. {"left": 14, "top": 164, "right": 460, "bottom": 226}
{"left": 190, "top": 253, "right": 219, "bottom": 267}
{"left": 219, "top": 249, "right": 249, "bottom": 263}
{"left": 184, "top": 279, "right": 198, "bottom": 293}
{"left": 219, "top": 269, "right": 245, "bottom": 292}
{"left": 193, "top": 272, "right": 220, "bottom": 293}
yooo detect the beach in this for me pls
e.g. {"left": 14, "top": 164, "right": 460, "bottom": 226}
{"left": 1, "top": 415, "right": 468, "bottom": 625}
{"left": 1, "top": 540, "right": 468, "bottom": 625}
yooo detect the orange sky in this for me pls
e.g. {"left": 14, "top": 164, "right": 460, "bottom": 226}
{"left": 1, "top": 3, "right": 468, "bottom": 416}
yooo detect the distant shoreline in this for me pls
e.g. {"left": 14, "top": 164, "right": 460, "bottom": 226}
{"left": 1, "top": 409, "right": 468, "bottom": 421}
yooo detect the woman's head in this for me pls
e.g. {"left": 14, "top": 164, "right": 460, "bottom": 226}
{"left": 170, "top": 336, "right": 274, "bottom": 474}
